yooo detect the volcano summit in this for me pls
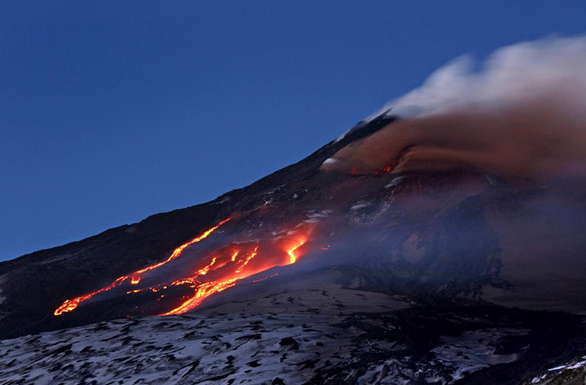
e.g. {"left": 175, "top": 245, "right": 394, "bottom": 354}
{"left": 3, "top": 37, "right": 586, "bottom": 385}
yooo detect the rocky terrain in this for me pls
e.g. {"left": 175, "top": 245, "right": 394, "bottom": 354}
{"left": 2, "top": 283, "right": 586, "bottom": 385}
{"left": 3, "top": 106, "right": 586, "bottom": 384}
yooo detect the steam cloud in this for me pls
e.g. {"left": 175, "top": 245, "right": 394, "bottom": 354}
{"left": 324, "top": 36, "right": 586, "bottom": 183}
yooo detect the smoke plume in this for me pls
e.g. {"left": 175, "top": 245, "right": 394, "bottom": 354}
{"left": 323, "top": 36, "right": 586, "bottom": 183}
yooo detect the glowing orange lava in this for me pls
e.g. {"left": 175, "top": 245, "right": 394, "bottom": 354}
{"left": 196, "top": 256, "right": 217, "bottom": 276}
{"left": 159, "top": 237, "right": 308, "bottom": 315}
{"left": 54, "top": 215, "right": 314, "bottom": 318}
{"left": 130, "top": 217, "right": 231, "bottom": 279}
{"left": 235, "top": 247, "right": 258, "bottom": 273}
{"left": 287, "top": 238, "right": 307, "bottom": 264}
{"left": 53, "top": 218, "right": 231, "bottom": 316}
{"left": 160, "top": 279, "right": 239, "bottom": 316}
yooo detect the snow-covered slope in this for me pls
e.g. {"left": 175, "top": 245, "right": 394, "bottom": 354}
{"left": 3, "top": 284, "right": 576, "bottom": 385}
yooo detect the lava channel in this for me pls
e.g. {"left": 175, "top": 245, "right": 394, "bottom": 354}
{"left": 54, "top": 217, "right": 313, "bottom": 317}
{"left": 160, "top": 235, "right": 309, "bottom": 315}
{"left": 53, "top": 218, "right": 231, "bottom": 316}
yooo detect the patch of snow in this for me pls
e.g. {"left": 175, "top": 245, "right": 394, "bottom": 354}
{"left": 531, "top": 374, "right": 547, "bottom": 384}
{"left": 0, "top": 286, "right": 408, "bottom": 385}
{"left": 531, "top": 356, "right": 586, "bottom": 384}
{"left": 548, "top": 357, "right": 586, "bottom": 371}
{"left": 302, "top": 210, "right": 333, "bottom": 224}
{"left": 431, "top": 328, "right": 527, "bottom": 381}
{"left": 321, "top": 157, "right": 341, "bottom": 167}
{"left": 385, "top": 176, "right": 408, "bottom": 189}
{"left": 350, "top": 201, "right": 373, "bottom": 211}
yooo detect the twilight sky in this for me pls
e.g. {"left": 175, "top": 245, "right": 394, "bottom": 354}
{"left": 2, "top": 1, "right": 586, "bottom": 261}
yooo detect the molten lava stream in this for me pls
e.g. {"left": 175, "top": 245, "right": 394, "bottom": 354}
{"left": 53, "top": 218, "right": 231, "bottom": 316}
{"left": 160, "top": 237, "right": 308, "bottom": 316}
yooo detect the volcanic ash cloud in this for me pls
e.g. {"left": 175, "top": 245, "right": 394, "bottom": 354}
{"left": 323, "top": 36, "right": 586, "bottom": 183}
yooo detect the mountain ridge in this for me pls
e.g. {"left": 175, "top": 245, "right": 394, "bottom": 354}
{"left": 0, "top": 114, "right": 396, "bottom": 339}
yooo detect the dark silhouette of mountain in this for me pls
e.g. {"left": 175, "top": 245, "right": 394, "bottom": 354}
{"left": 0, "top": 116, "right": 395, "bottom": 339}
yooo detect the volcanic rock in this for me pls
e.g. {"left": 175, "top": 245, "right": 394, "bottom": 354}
{"left": 2, "top": 111, "right": 586, "bottom": 384}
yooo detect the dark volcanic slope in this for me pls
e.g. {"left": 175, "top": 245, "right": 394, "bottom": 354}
{"left": 3, "top": 112, "right": 586, "bottom": 385}
{"left": 0, "top": 116, "right": 395, "bottom": 339}
{"left": 3, "top": 110, "right": 586, "bottom": 346}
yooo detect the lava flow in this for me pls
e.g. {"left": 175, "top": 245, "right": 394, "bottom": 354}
{"left": 54, "top": 216, "right": 314, "bottom": 317}
{"left": 160, "top": 235, "right": 309, "bottom": 315}
{"left": 53, "top": 218, "right": 231, "bottom": 316}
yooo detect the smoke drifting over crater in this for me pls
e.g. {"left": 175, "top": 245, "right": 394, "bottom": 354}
{"left": 324, "top": 36, "right": 586, "bottom": 183}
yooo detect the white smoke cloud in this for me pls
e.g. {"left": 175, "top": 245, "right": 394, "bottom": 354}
{"left": 371, "top": 35, "right": 586, "bottom": 120}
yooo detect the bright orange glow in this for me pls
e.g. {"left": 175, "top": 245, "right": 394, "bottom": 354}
{"left": 53, "top": 218, "right": 231, "bottom": 316}
{"left": 54, "top": 216, "right": 316, "bottom": 318}
{"left": 235, "top": 247, "right": 258, "bottom": 273}
{"left": 287, "top": 238, "right": 307, "bottom": 264}
{"left": 170, "top": 279, "right": 197, "bottom": 287}
{"left": 161, "top": 279, "right": 239, "bottom": 316}
{"left": 251, "top": 273, "right": 278, "bottom": 283}
{"left": 159, "top": 238, "right": 309, "bottom": 315}
{"left": 196, "top": 256, "right": 217, "bottom": 276}
{"left": 131, "top": 217, "right": 231, "bottom": 278}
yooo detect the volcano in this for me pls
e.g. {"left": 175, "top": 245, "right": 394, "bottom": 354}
{"left": 2, "top": 111, "right": 586, "bottom": 384}
{"left": 0, "top": 114, "right": 400, "bottom": 337}
{"left": 3, "top": 37, "right": 586, "bottom": 385}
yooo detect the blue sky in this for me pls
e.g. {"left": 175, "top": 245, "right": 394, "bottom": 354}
{"left": 2, "top": 1, "right": 586, "bottom": 260}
